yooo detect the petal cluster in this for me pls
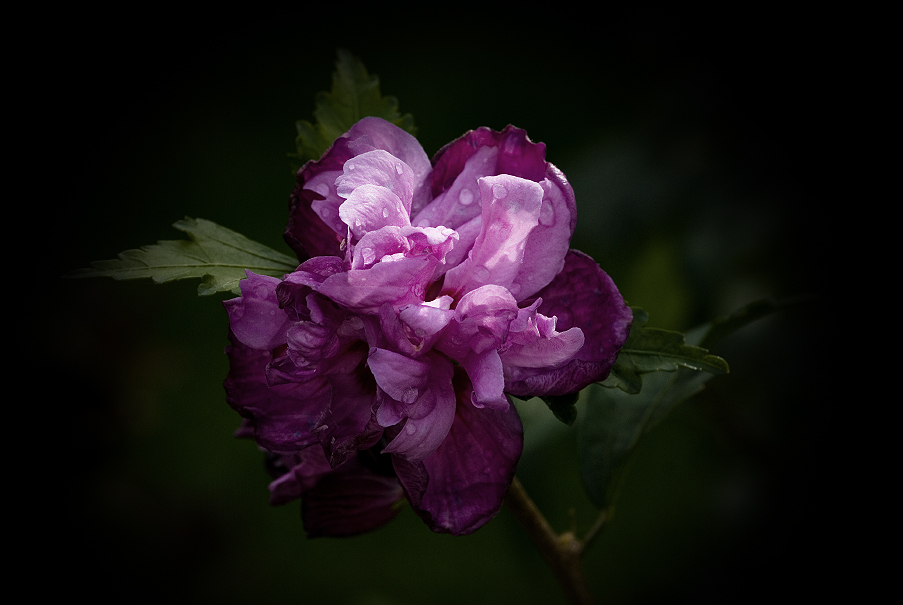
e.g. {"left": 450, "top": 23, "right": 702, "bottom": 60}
{"left": 224, "top": 117, "right": 632, "bottom": 536}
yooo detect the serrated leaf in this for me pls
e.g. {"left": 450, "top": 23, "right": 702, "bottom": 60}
{"left": 67, "top": 217, "right": 298, "bottom": 295}
{"left": 578, "top": 367, "right": 713, "bottom": 508}
{"left": 294, "top": 49, "right": 416, "bottom": 165}
{"left": 578, "top": 298, "right": 792, "bottom": 509}
{"left": 601, "top": 307, "right": 728, "bottom": 394}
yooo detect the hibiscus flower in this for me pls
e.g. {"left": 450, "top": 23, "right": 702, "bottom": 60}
{"left": 223, "top": 117, "right": 632, "bottom": 536}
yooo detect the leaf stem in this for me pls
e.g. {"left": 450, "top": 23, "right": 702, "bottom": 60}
{"left": 504, "top": 476, "right": 597, "bottom": 605}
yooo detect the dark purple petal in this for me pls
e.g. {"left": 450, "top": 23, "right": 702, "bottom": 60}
{"left": 313, "top": 345, "right": 384, "bottom": 467}
{"left": 393, "top": 369, "right": 523, "bottom": 535}
{"left": 223, "top": 331, "right": 329, "bottom": 454}
{"left": 427, "top": 125, "right": 547, "bottom": 199}
{"left": 285, "top": 185, "right": 345, "bottom": 260}
{"left": 503, "top": 250, "right": 632, "bottom": 397}
{"left": 301, "top": 450, "right": 405, "bottom": 538}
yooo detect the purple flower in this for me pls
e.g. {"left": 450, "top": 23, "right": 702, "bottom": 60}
{"left": 224, "top": 117, "right": 632, "bottom": 536}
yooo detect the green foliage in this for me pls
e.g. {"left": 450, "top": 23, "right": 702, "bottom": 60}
{"left": 602, "top": 308, "right": 728, "bottom": 394}
{"left": 577, "top": 299, "right": 787, "bottom": 509}
{"left": 293, "top": 49, "right": 417, "bottom": 166}
{"left": 540, "top": 392, "right": 581, "bottom": 426}
{"left": 67, "top": 217, "right": 298, "bottom": 295}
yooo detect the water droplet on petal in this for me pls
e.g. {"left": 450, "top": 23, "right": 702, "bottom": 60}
{"left": 396, "top": 163, "right": 405, "bottom": 175}
{"left": 402, "top": 387, "right": 419, "bottom": 404}
{"left": 493, "top": 184, "right": 508, "bottom": 199}
{"left": 405, "top": 421, "right": 418, "bottom": 435}
{"left": 458, "top": 188, "right": 474, "bottom": 205}
{"left": 382, "top": 207, "right": 389, "bottom": 218}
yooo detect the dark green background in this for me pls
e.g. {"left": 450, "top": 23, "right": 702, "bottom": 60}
{"left": 53, "top": 10, "right": 829, "bottom": 604}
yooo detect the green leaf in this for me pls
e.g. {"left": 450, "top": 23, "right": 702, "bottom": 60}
{"left": 601, "top": 308, "right": 728, "bottom": 394}
{"left": 687, "top": 296, "right": 801, "bottom": 349}
{"left": 67, "top": 217, "right": 298, "bottom": 295}
{"left": 578, "top": 299, "right": 792, "bottom": 509}
{"left": 540, "top": 392, "right": 580, "bottom": 426}
{"left": 293, "top": 49, "right": 416, "bottom": 165}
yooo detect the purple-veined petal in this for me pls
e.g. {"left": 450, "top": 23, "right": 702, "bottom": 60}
{"left": 300, "top": 449, "right": 405, "bottom": 538}
{"left": 504, "top": 249, "right": 632, "bottom": 397}
{"left": 393, "top": 368, "right": 523, "bottom": 535}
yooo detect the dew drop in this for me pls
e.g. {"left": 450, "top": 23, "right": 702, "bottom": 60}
{"left": 402, "top": 387, "right": 419, "bottom": 404}
{"left": 395, "top": 162, "right": 405, "bottom": 175}
{"left": 492, "top": 184, "right": 508, "bottom": 199}
{"left": 405, "top": 422, "right": 418, "bottom": 435}
{"left": 382, "top": 207, "right": 390, "bottom": 219}
{"left": 313, "top": 182, "right": 330, "bottom": 197}
{"left": 458, "top": 188, "right": 474, "bottom": 205}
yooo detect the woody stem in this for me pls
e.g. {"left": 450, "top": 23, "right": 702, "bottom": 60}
{"left": 504, "top": 476, "right": 595, "bottom": 605}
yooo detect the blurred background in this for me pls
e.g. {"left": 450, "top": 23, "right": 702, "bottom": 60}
{"left": 50, "top": 9, "right": 830, "bottom": 604}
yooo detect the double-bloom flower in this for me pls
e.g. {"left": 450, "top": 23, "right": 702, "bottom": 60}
{"left": 224, "top": 117, "right": 632, "bottom": 536}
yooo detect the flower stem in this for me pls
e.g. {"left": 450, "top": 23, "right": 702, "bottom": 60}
{"left": 504, "top": 476, "right": 596, "bottom": 605}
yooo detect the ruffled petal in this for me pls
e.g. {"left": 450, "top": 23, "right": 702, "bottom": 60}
{"left": 336, "top": 149, "right": 417, "bottom": 216}
{"left": 504, "top": 249, "right": 632, "bottom": 397}
{"left": 339, "top": 183, "right": 411, "bottom": 241}
{"left": 509, "top": 165, "right": 577, "bottom": 301}
{"left": 286, "top": 117, "right": 431, "bottom": 260}
{"left": 379, "top": 353, "right": 456, "bottom": 462}
{"left": 224, "top": 271, "right": 293, "bottom": 351}
{"left": 393, "top": 369, "right": 523, "bottom": 535}
{"left": 223, "top": 331, "right": 329, "bottom": 455}
{"left": 441, "top": 175, "right": 544, "bottom": 299}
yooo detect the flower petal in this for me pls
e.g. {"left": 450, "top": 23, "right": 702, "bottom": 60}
{"left": 336, "top": 149, "right": 417, "bottom": 216}
{"left": 441, "top": 175, "right": 543, "bottom": 299}
{"left": 224, "top": 271, "right": 293, "bottom": 351}
{"left": 504, "top": 250, "right": 632, "bottom": 397}
{"left": 377, "top": 352, "right": 457, "bottom": 462}
{"left": 393, "top": 369, "right": 523, "bottom": 535}
{"left": 300, "top": 450, "right": 405, "bottom": 538}
{"left": 286, "top": 117, "right": 431, "bottom": 260}
{"left": 223, "top": 331, "right": 329, "bottom": 454}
